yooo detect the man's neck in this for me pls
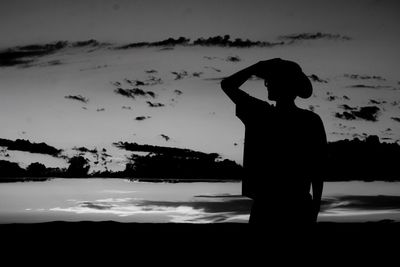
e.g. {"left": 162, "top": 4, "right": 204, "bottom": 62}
{"left": 275, "top": 100, "right": 296, "bottom": 111}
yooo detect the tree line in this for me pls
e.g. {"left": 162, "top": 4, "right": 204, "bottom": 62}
{"left": 1, "top": 135, "right": 399, "bottom": 182}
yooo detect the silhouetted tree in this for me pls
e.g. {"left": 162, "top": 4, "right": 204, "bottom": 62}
{"left": 26, "top": 162, "right": 47, "bottom": 177}
{"left": 0, "top": 160, "right": 25, "bottom": 178}
{"left": 66, "top": 156, "right": 90, "bottom": 177}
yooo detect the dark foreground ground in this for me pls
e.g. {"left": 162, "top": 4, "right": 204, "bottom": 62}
{"left": 1, "top": 221, "right": 399, "bottom": 263}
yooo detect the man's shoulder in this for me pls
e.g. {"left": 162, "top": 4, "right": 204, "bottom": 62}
{"left": 298, "top": 108, "right": 322, "bottom": 121}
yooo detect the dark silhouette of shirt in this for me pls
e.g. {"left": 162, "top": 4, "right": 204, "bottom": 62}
{"left": 234, "top": 91, "right": 327, "bottom": 224}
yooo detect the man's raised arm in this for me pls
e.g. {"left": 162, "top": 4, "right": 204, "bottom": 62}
{"left": 221, "top": 61, "right": 269, "bottom": 104}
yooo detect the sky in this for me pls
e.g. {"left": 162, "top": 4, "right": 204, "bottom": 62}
{"left": 0, "top": 0, "right": 399, "bottom": 171}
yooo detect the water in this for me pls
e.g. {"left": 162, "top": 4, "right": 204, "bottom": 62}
{"left": 0, "top": 179, "right": 399, "bottom": 223}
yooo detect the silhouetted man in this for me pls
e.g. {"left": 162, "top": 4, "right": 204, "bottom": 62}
{"left": 221, "top": 58, "right": 327, "bottom": 226}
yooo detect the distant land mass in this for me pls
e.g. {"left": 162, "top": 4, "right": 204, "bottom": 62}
{"left": 0, "top": 135, "right": 399, "bottom": 182}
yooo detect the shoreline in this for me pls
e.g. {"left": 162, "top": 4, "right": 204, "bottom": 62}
{"left": 2, "top": 177, "right": 400, "bottom": 183}
{"left": 0, "top": 177, "right": 241, "bottom": 183}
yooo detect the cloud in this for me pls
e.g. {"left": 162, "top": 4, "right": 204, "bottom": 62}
{"left": 44, "top": 60, "right": 63, "bottom": 66}
{"left": 0, "top": 39, "right": 106, "bottom": 67}
{"left": 391, "top": 117, "right": 400, "bottom": 123}
{"left": 122, "top": 106, "right": 132, "bottom": 110}
{"left": 145, "top": 69, "right": 158, "bottom": 74}
{"left": 114, "top": 88, "right": 156, "bottom": 99}
{"left": 117, "top": 37, "right": 190, "bottom": 49}
{"left": 279, "top": 32, "right": 351, "bottom": 42}
{"left": 72, "top": 39, "right": 102, "bottom": 48}
{"left": 347, "top": 84, "right": 392, "bottom": 89}
{"left": 204, "top": 56, "right": 218, "bottom": 60}
{"left": 134, "top": 116, "right": 151, "bottom": 121}
{"left": 113, "top": 142, "right": 219, "bottom": 159}
{"left": 64, "top": 95, "right": 89, "bottom": 104}
{"left": 146, "top": 101, "right": 165, "bottom": 108}
{"left": 160, "top": 134, "right": 170, "bottom": 142}
{"left": 390, "top": 101, "right": 400, "bottom": 106}
{"left": 368, "top": 99, "right": 386, "bottom": 105}
{"left": 0, "top": 41, "right": 68, "bottom": 67}
{"left": 173, "top": 89, "right": 183, "bottom": 96}
{"left": 192, "top": 35, "right": 284, "bottom": 47}
{"left": 205, "top": 66, "right": 221, "bottom": 72}
{"left": 96, "top": 108, "right": 105, "bottom": 112}
{"left": 326, "top": 96, "right": 338, "bottom": 102}
{"left": 73, "top": 146, "right": 98, "bottom": 154}
{"left": 226, "top": 56, "right": 241, "bottom": 62}
{"left": 171, "top": 71, "right": 189, "bottom": 80}
{"left": 335, "top": 106, "right": 380, "bottom": 122}
{"left": 124, "top": 76, "right": 163, "bottom": 86}
{"left": 338, "top": 104, "right": 357, "bottom": 111}
{"left": 192, "top": 72, "right": 203, "bottom": 77}
{"left": 335, "top": 111, "right": 357, "bottom": 120}
{"left": 0, "top": 138, "right": 62, "bottom": 157}
{"left": 344, "top": 74, "right": 386, "bottom": 81}
{"left": 117, "top": 35, "right": 285, "bottom": 49}
{"left": 308, "top": 74, "right": 328, "bottom": 83}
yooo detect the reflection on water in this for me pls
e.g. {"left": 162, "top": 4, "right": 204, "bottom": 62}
{"left": 0, "top": 179, "right": 400, "bottom": 223}
{"left": 49, "top": 196, "right": 252, "bottom": 223}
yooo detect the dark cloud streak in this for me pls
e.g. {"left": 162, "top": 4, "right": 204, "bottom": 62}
{"left": 279, "top": 32, "right": 351, "bottom": 42}
{"left": 64, "top": 95, "right": 89, "bottom": 104}
{"left": 0, "top": 138, "right": 62, "bottom": 157}
{"left": 114, "top": 88, "right": 156, "bottom": 99}
{"left": 335, "top": 106, "right": 380, "bottom": 122}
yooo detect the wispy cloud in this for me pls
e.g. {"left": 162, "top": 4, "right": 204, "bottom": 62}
{"left": 0, "top": 41, "right": 68, "bottom": 67}
{"left": 0, "top": 39, "right": 106, "bottom": 67}
{"left": 192, "top": 35, "right": 284, "bottom": 48}
{"left": 226, "top": 56, "right": 241, "bottom": 62}
{"left": 308, "top": 74, "right": 328, "bottom": 83}
{"left": 114, "top": 88, "right": 156, "bottom": 99}
{"left": 73, "top": 146, "right": 98, "bottom": 155}
{"left": 335, "top": 106, "right": 380, "bottom": 122}
{"left": 160, "top": 134, "right": 170, "bottom": 142}
{"left": 368, "top": 99, "right": 386, "bottom": 105}
{"left": 145, "top": 69, "right": 158, "bottom": 74}
{"left": 391, "top": 117, "right": 400, "bottom": 123}
{"left": 344, "top": 74, "right": 386, "bottom": 81}
{"left": 192, "top": 72, "right": 203, "bottom": 77}
{"left": 124, "top": 76, "right": 163, "bottom": 86}
{"left": 0, "top": 138, "right": 62, "bottom": 157}
{"left": 347, "top": 84, "right": 393, "bottom": 89}
{"left": 64, "top": 94, "right": 89, "bottom": 104}
{"left": 146, "top": 101, "right": 165, "bottom": 108}
{"left": 171, "top": 71, "right": 189, "bottom": 80}
{"left": 204, "top": 66, "right": 221, "bottom": 72}
{"left": 279, "top": 32, "right": 351, "bottom": 43}
{"left": 173, "top": 89, "right": 183, "bottom": 96}
{"left": 113, "top": 142, "right": 219, "bottom": 159}
{"left": 134, "top": 116, "right": 151, "bottom": 121}
{"left": 117, "top": 37, "right": 190, "bottom": 49}
{"left": 338, "top": 104, "right": 358, "bottom": 111}
{"left": 117, "top": 35, "right": 285, "bottom": 49}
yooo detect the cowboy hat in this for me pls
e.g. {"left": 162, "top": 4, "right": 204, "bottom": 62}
{"left": 256, "top": 58, "right": 313, "bottom": 99}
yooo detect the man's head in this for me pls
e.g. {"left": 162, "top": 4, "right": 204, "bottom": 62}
{"left": 256, "top": 58, "right": 312, "bottom": 102}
